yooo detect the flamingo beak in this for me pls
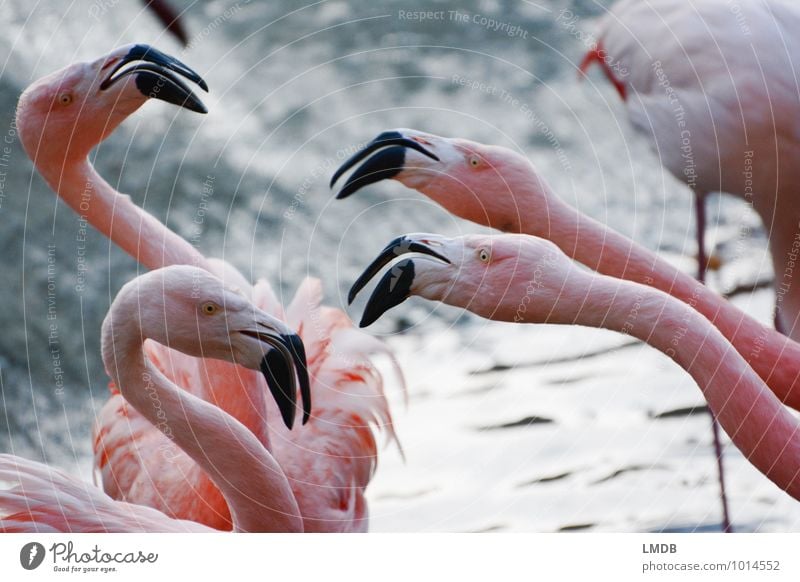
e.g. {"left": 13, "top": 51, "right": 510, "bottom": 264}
{"left": 241, "top": 329, "right": 312, "bottom": 430}
{"left": 359, "top": 259, "right": 417, "bottom": 328}
{"left": 350, "top": 235, "right": 451, "bottom": 327}
{"left": 330, "top": 131, "right": 439, "bottom": 199}
{"left": 348, "top": 235, "right": 450, "bottom": 305}
{"left": 99, "top": 44, "right": 208, "bottom": 113}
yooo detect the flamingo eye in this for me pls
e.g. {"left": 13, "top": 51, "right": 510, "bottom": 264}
{"left": 478, "top": 248, "right": 491, "bottom": 263}
{"left": 469, "top": 156, "right": 480, "bottom": 168}
{"left": 58, "top": 93, "right": 73, "bottom": 106}
{"left": 201, "top": 302, "right": 220, "bottom": 315}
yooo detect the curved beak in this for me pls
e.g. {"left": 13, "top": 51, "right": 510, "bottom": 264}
{"left": 330, "top": 131, "right": 439, "bottom": 199}
{"left": 348, "top": 235, "right": 450, "bottom": 305}
{"left": 100, "top": 44, "right": 208, "bottom": 113}
{"left": 351, "top": 234, "right": 451, "bottom": 327}
{"left": 240, "top": 326, "right": 312, "bottom": 430}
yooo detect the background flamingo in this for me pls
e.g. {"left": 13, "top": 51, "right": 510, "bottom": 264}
{"left": 581, "top": 0, "right": 800, "bottom": 338}
{"left": 349, "top": 232, "right": 800, "bottom": 500}
{"left": 17, "top": 45, "right": 400, "bottom": 532}
{"left": 2, "top": 266, "right": 303, "bottom": 532}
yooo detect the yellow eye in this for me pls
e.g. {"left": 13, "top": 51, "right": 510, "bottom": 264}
{"left": 470, "top": 156, "right": 480, "bottom": 167}
{"left": 478, "top": 248, "right": 491, "bottom": 263}
{"left": 201, "top": 302, "right": 219, "bottom": 315}
{"left": 58, "top": 93, "right": 73, "bottom": 105}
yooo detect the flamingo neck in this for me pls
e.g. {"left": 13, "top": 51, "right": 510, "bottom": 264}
{"left": 517, "top": 178, "right": 800, "bottom": 409}
{"left": 42, "top": 156, "right": 209, "bottom": 272}
{"left": 101, "top": 306, "right": 303, "bottom": 532}
{"left": 541, "top": 270, "right": 800, "bottom": 498}
{"left": 45, "top": 152, "right": 272, "bottom": 451}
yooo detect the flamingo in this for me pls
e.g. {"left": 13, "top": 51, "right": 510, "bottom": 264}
{"left": 1, "top": 266, "right": 303, "bottom": 532}
{"left": 329, "top": 129, "right": 800, "bottom": 411}
{"left": 17, "top": 45, "right": 399, "bottom": 532}
{"left": 348, "top": 232, "right": 800, "bottom": 501}
{"left": 580, "top": 0, "right": 800, "bottom": 338}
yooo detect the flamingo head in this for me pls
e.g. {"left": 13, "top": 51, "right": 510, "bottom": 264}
{"left": 348, "top": 232, "right": 582, "bottom": 326}
{"left": 331, "top": 129, "right": 547, "bottom": 233}
{"left": 104, "top": 266, "right": 311, "bottom": 430}
{"left": 17, "top": 44, "right": 207, "bottom": 165}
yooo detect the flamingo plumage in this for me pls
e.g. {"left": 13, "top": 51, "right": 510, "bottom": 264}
{"left": 16, "top": 45, "right": 400, "bottom": 532}
{"left": 2, "top": 266, "right": 305, "bottom": 532}
{"left": 349, "top": 232, "right": 800, "bottom": 500}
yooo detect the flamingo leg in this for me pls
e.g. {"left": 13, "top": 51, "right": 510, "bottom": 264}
{"left": 696, "top": 192, "right": 733, "bottom": 533}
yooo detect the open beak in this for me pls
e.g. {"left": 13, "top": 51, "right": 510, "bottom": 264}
{"left": 350, "top": 235, "right": 451, "bottom": 327}
{"left": 330, "top": 131, "right": 439, "bottom": 199}
{"left": 240, "top": 327, "right": 311, "bottom": 430}
{"left": 100, "top": 44, "right": 208, "bottom": 113}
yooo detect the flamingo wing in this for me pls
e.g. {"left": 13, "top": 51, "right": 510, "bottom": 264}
{"left": 255, "top": 277, "right": 404, "bottom": 532}
{"left": 0, "top": 454, "right": 210, "bottom": 532}
{"left": 93, "top": 342, "right": 234, "bottom": 530}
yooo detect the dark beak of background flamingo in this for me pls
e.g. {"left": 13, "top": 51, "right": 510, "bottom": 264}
{"left": 100, "top": 44, "right": 208, "bottom": 113}
{"left": 242, "top": 330, "right": 312, "bottom": 430}
{"left": 350, "top": 236, "right": 450, "bottom": 327}
{"left": 330, "top": 131, "right": 439, "bottom": 199}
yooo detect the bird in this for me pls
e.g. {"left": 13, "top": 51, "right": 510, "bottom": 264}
{"left": 348, "top": 232, "right": 800, "bottom": 501}
{"left": 580, "top": 0, "right": 800, "bottom": 338}
{"left": 1, "top": 266, "right": 305, "bottom": 532}
{"left": 16, "top": 45, "right": 400, "bottom": 532}
{"left": 330, "top": 129, "right": 800, "bottom": 411}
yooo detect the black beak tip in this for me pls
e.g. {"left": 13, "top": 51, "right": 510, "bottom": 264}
{"left": 284, "top": 333, "right": 312, "bottom": 427}
{"left": 105, "top": 44, "right": 209, "bottom": 110}
{"left": 359, "top": 259, "right": 416, "bottom": 328}
{"left": 188, "top": 99, "right": 209, "bottom": 114}
{"left": 260, "top": 350, "right": 297, "bottom": 430}
{"left": 134, "top": 71, "right": 208, "bottom": 114}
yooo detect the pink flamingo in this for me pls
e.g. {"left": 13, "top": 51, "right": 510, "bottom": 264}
{"left": 330, "top": 129, "right": 800, "bottom": 411}
{"left": 580, "top": 0, "right": 800, "bottom": 337}
{"left": 1, "top": 266, "right": 303, "bottom": 532}
{"left": 348, "top": 232, "right": 800, "bottom": 500}
{"left": 575, "top": 0, "right": 796, "bottom": 532}
{"left": 17, "top": 45, "right": 398, "bottom": 532}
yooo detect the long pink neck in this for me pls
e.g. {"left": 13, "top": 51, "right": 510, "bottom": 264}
{"left": 41, "top": 156, "right": 272, "bottom": 447}
{"left": 522, "top": 181, "right": 800, "bottom": 410}
{"left": 44, "top": 157, "right": 209, "bottom": 272}
{"left": 537, "top": 269, "right": 800, "bottom": 499}
{"left": 102, "top": 309, "right": 303, "bottom": 532}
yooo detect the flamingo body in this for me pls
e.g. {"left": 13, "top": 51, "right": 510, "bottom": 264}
{"left": 95, "top": 277, "right": 397, "bottom": 531}
{"left": 4, "top": 266, "right": 309, "bottom": 532}
{"left": 584, "top": 0, "right": 800, "bottom": 336}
